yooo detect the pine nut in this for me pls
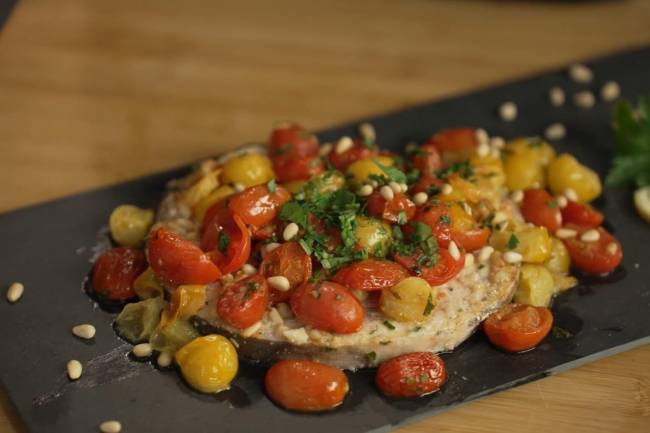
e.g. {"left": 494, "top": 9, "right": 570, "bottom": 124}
{"left": 464, "top": 253, "right": 475, "bottom": 268}
{"left": 283, "top": 222, "right": 299, "bottom": 241}
{"left": 499, "top": 102, "right": 517, "bottom": 122}
{"left": 475, "top": 128, "right": 489, "bottom": 145}
{"left": 269, "top": 308, "right": 283, "bottom": 325}
{"left": 490, "top": 136, "right": 505, "bottom": 149}
{"left": 157, "top": 352, "right": 173, "bottom": 368}
{"left": 319, "top": 143, "right": 333, "bottom": 156}
{"left": 241, "top": 321, "right": 262, "bottom": 338}
{"left": 359, "top": 123, "right": 376, "bottom": 143}
{"left": 221, "top": 273, "right": 234, "bottom": 283}
{"left": 276, "top": 302, "right": 293, "bottom": 319}
{"left": 335, "top": 136, "right": 354, "bottom": 154}
{"left": 569, "top": 64, "right": 593, "bottom": 83}
{"left": 99, "top": 420, "right": 122, "bottom": 433}
{"left": 556, "top": 196, "right": 568, "bottom": 208}
{"left": 601, "top": 81, "right": 621, "bottom": 102}
{"left": 580, "top": 229, "right": 600, "bottom": 242}
{"left": 132, "top": 343, "right": 153, "bottom": 358}
{"left": 478, "top": 246, "right": 494, "bottom": 263}
{"left": 413, "top": 192, "right": 428, "bottom": 205}
{"left": 555, "top": 228, "right": 577, "bottom": 239}
{"left": 462, "top": 202, "right": 473, "bottom": 216}
{"left": 72, "top": 324, "right": 96, "bottom": 340}
{"left": 504, "top": 251, "right": 523, "bottom": 264}
{"left": 545, "top": 123, "right": 566, "bottom": 141}
{"left": 448, "top": 241, "right": 461, "bottom": 261}
{"left": 6, "top": 282, "right": 24, "bottom": 303}
{"left": 442, "top": 184, "right": 453, "bottom": 195}
{"left": 369, "top": 179, "right": 379, "bottom": 188}
{"left": 380, "top": 185, "right": 394, "bottom": 201}
{"left": 242, "top": 263, "right": 257, "bottom": 275}
{"left": 267, "top": 276, "right": 290, "bottom": 292}
{"left": 389, "top": 181, "right": 402, "bottom": 194}
{"left": 399, "top": 183, "right": 409, "bottom": 193}
{"left": 574, "top": 91, "right": 595, "bottom": 109}
{"left": 555, "top": 213, "right": 562, "bottom": 226}
{"left": 493, "top": 211, "right": 508, "bottom": 225}
{"left": 510, "top": 190, "right": 524, "bottom": 204}
{"left": 357, "top": 184, "right": 373, "bottom": 197}
{"left": 606, "top": 242, "right": 618, "bottom": 256}
{"left": 477, "top": 142, "right": 490, "bottom": 157}
{"left": 564, "top": 188, "right": 579, "bottom": 202}
{"left": 67, "top": 360, "right": 82, "bottom": 380}
{"left": 265, "top": 242, "right": 280, "bottom": 253}
{"left": 233, "top": 182, "right": 246, "bottom": 192}
{"left": 549, "top": 87, "right": 566, "bottom": 107}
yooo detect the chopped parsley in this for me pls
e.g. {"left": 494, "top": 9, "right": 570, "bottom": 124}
{"left": 507, "top": 233, "right": 520, "bottom": 250}
{"left": 435, "top": 160, "right": 474, "bottom": 180}
{"left": 266, "top": 178, "right": 276, "bottom": 193}
{"left": 546, "top": 200, "right": 558, "bottom": 208}
{"left": 218, "top": 232, "right": 230, "bottom": 253}
{"left": 396, "top": 211, "right": 407, "bottom": 225}
{"left": 439, "top": 215, "right": 451, "bottom": 225}
{"left": 366, "top": 351, "right": 377, "bottom": 363}
{"left": 406, "top": 169, "right": 421, "bottom": 185}
{"left": 423, "top": 292, "right": 435, "bottom": 316}
{"left": 527, "top": 137, "right": 544, "bottom": 148}
{"left": 374, "top": 159, "right": 407, "bottom": 184}
{"left": 383, "top": 320, "right": 396, "bottom": 330}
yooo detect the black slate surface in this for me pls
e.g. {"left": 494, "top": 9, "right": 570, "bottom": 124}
{"left": 1, "top": 46, "right": 650, "bottom": 433}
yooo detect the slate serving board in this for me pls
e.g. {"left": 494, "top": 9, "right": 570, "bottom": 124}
{"left": 1, "top": 46, "right": 649, "bottom": 433}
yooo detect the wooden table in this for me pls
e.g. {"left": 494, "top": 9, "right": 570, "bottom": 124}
{"left": 1, "top": 0, "right": 649, "bottom": 432}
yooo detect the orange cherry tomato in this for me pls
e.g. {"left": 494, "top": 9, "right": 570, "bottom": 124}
{"left": 483, "top": 303, "right": 553, "bottom": 353}
{"left": 217, "top": 274, "right": 269, "bottom": 329}
{"left": 410, "top": 144, "right": 443, "bottom": 175}
{"left": 520, "top": 189, "right": 562, "bottom": 231}
{"left": 406, "top": 201, "right": 452, "bottom": 247}
{"left": 452, "top": 226, "right": 491, "bottom": 252}
{"left": 92, "top": 247, "right": 146, "bottom": 301}
{"left": 228, "top": 184, "right": 291, "bottom": 228}
{"left": 427, "top": 128, "right": 477, "bottom": 154}
{"left": 411, "top": 173, "right": 445, "bottom": 194}
{"left": 394, "top": 248, "right": 464, "bottom": 286}
{"left": 366, "top": 191, "right": 416, "bottom": 223}
{"left": 260, "top": 241, "right": 313, "bottom": 303}
{"left": 265, "top": 360, "right": 349, "bottom": 412}
{"left": 268, "top": 122, "right": 319, "bottom": 160}
{"left": 332, "top": 259, "right": 409, "bottom": 292}
{"left": 147, "top": 227, "right": 222, "bottom": 284}
{"left": 561, "top": 200, "right": 604, "bottom": 228}
{"left": 201, "top": 208, "right": 251, "bottom": 274}
{"left": 561, "top": 224, "right": 623, "bottom": 274}
{"left": 274, "top": 155, "right": 324, "bottom": 183}
{"left": 375, "top": 352, "right": 447, "bottom": 398}
{"left": 290, "top": 281, "right": 364, "bottom": 334}
{"left": 328, "top": 140, "right": 378, "bottom": 171}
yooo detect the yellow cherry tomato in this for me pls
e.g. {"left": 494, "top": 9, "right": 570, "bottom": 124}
{"left": 164, "top": 285, "right": 207, "bottom": 323}
{"left": 547, "top": 153, "right": 602, "bottom": 203}
{"left": 545, "top": 238, "right": 571, "bottom": 275}
{"left": 506, "top": 138, "right": 556, "bottom": 166}
{"left": 440, "top": 174, "right": 481, "bottom": 204}
{"left": 346, "top": 156, "right": 394, "bottom": 183}
{"left": 514, "top": 264, "right": 555, "bottom": 307}
{"left": 109, "top": 205, "right": 155, "bottom": 247}
{"left": 306, "top": 171, "right": 346, "bottom": 197}
{"left": 490, "top": 226, "right": 552, "bottom": 264}
{"left": 282, "top": 180, "right": 308, "bottom": 194}
{"left": 220, "top": 152, "right": 274, "bottom": 188}
{"left": 182, "top": 169, "right": 221, "bottom": 208}
{"left": 503, "top": 152, "right": 546, "bottom": 191}
{"left": 133, "top": 267, "right": 165, "bottom": 299}
{"left": 175, "top": 335, "right": 239, "bottom": 394}
{"left": 380, "top": 277, "right": 434, "bottom": 323}
{"left": 470, "top": 155, "right": 506, "bottom": 191}
{"left": 355, "top": 216, "right": 392, "bottom": 257}
{"left": 192, "top": 185, "right": 235, "bottom": 221}
{"left": 448, "top": 202, "right": 474, "bottom": 232}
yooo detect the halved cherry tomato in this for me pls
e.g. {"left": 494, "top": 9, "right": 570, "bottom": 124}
{"left": 411, "top": 173, "right": 444, "bottom": 195}
{"left": 561, "top": 224, "right": 622, "bottom": 274}
{"left": 147, "top": 227, "right": 222, "bottom": 284}
{"left": 452, "top": 227, "right": 490, "bottom": 252}
{"left": 92, "top": 247, "right": 146, "bottom": 301}
{"left": 366, "top": 191, "right": 416, "bottom": 223}
{"left": 394, "top": 248, "right": 464, "bottom": 286}
{"left": 290, "top": 281, "right": 364, "bottom": 334}
{"left": 427, "top": 128, "right": 477, "bottom": 154}
{"left": 274, "top": 155, "right": 324, "bottom": 183}
{"left": 410, "top": 144, "right": 442, "bottom": 175}
{"left": 375, "top": 352, "right": 447, "bottom": 398}
{"left": 260, "top": 241, "right": 312, "bottom": 303}
{"left": 406, "top": 201, "right": 452, "bottom": 247}
{"left": 483, "top": 303, "right": 553, "bottom": 352}
{"left": 201, "top": 208, "right": 251, "bottom": 274}
{"left": 265, "top": 360, "right": 349, "bottom": 412}
{"left": 328, "top": 140, "right": 378, "bottom": 171}
{"left": 332, "top": 259, "right": 409, "bottom": 292}
{"left": 250, "top": 223, "right": 277, "bottom": 241}
{"left": 269, "top": 122, "right": 319, "bottom": 159}
{"left": 561, "top": 200, "right": 604, "bottom": 228}
{"left": 228, "top": 184, "right": 291, "bottom": 228}
{"left": 520, "top": 189, "right": 562, "bottom": 231}
{"left": 217, "top": 274, "right": 269, "bottom": 329}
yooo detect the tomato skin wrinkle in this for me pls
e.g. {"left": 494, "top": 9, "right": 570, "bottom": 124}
{"left": 201, "top": 208, "right": 251, "bottom": 274}
{"left": 520, "top": 189, "right": 562, "bottom": 231}
{"left": 376, "top": 352, "right": 447, "bottom": 398}
{"left": 92, "top": 247, "right": 146, "bottom": 301}
{"left": 228, "top": 184, "right": 291, "bottom": 227}
{"left": 395, "top": 248, "right": 463, "bottom": 286}
{"left": 217, "top": 274, "right": 269, "bottom": 329}
{"left": 561, "top": 200, "right": 604, "bottom": 228}
{"left": 332, "top": 259, "right": 409, "bottom": 292}
{"left": 260, "top": 241, "right": 312, "bottom": 304}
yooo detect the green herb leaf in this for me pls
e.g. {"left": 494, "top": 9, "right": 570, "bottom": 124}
{"left": 218, "top": 232, "right": 230, "bottom": 254}
{"left": 267, "top": 178, "right": 276, "bottom": 193}
{"left": 374, "top": 159, "right": 407, "bottom": 183}
{"left": 507, "top": 233, "right": 520, "bottom": 250}
{"left": 396, "top": 211, "right": 407, "bottom": 226}
{"left": 423, "top": 292, "right": 435, "bottom": 316}
{"left": 607, "top": 97, "right": 650, "bottom": 187}
{"left": 383, "top": 320, "right": 396, "bottom": 330}
{"left": 366, "top": 351, "right": 377, "bottom": 363}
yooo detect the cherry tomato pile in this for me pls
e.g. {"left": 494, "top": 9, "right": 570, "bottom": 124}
{"left": 90, "top": 121, "right": 623, "bottom": 411}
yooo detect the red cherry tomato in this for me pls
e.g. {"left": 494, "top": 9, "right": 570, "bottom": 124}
{"left": 260, "top": 241, "right": 312, "bottom": 303}
{"left": 201, "top": 207, "right": 251, "bottom": 274}
{"left": 561, "top": 224, "right": 623, "bottom": 274}
{"left": 366, "top": 191, "right": 416, "bottom": 223}
{"left": 410, "top": 144, "right": 442, "bottom": 175}
{"left": 269, "top": 122, "right": 319, "bottom": 159}
{"left": 265, "top": 360, "right": 349, "bottom": 412}
{"left": 328, "top": 140, "right": 378, "bottom": 171}
{"left": 332, "top": 259, "right": 409, "bottom": 292}
{"left": 228, "top": 184, "right": 291, "bottom": 228}
{"left": 147, "top": 227, "right": 222, "bottom": 284}
{"left": 452, "top": 227, "right": 490, "bottom": 252}
{"left": 92, "top": 247, "right": 146, "bottom": 301}
{"left": 250, "top": 223, "right": 277, "bottom": 241}
{"left": 520, "top": 189, "right": 562, "bottom": 231}
{"left": 290, "top": 281, "right": 364, "bottom": 334}
{"left": 395, "top": 248, "right": 464, "bottom": 286}
{"left": 427, "top": 128, "right": 477, "bottom": 154}
{"left": 483, "top": 303, "right": 553, "bottom": 352}
{"left": 217, "top": 274, "right": 269, "bottom": 329}
{"left": 561, "top": 200, "right": 604, "bottom": 228}
{"left": 274, "top": 155, "right": 324, "bottom": 183}
{"left": 375, "top": 352, "right": 447, "bottom": 398}
{"left": 411, "top": 173, "right": 445, "bottom": 195}
{"left": 406, "top": 201, "right": 452, "bottom": 247}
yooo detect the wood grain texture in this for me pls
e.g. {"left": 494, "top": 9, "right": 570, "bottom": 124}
{"left": 0, "top": 0, "right": 649, "bottom": 432}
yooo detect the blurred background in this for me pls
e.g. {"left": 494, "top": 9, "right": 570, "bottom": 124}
{"left": 0, "top": 1, "right": 649, "bottom": 432}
